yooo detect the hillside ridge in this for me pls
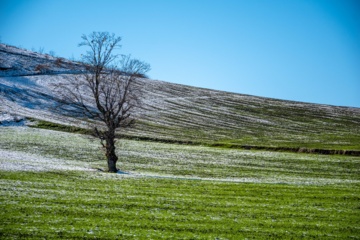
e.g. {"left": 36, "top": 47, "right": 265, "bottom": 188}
{"left": 1, "top": 43, "right": 360, "bottom": 152}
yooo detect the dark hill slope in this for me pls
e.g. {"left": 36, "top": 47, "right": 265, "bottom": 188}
{"left": 1, "top": 44, "right": 359, "bottom": 151}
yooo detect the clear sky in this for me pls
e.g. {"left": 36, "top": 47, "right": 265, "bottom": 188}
{"left": 1, "top": 0, "right": 359, "bottom": 107}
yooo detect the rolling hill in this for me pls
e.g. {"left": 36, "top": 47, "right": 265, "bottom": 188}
{"left": 1, "top": 43, "right": 360, "bottom": 153}
{"left": 1, "top": 43, "right": 360, "bottom": 239}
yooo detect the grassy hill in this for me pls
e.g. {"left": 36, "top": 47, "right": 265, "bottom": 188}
{"left": 1, "top": 44, "right": 360, "bottom": 239}
{"left": 133, "top": 79, "right": 360, "bottom": 152}
{"left": 0, "top": 127, "right": 359, "bottom": 239}
{"left": 1, "top": 43, "right": 359, "bottom": 153}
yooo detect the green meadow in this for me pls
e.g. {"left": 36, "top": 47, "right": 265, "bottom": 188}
{"left": 1, "top": 171, "right": 359, "bottom": 239}
{"left": 1, "top": 127, "right": 360, "bottom": 239}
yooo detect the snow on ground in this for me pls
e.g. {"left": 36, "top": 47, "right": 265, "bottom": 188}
{"left": 129, "top": 171, "right": 360, "bottom": 185}
{"left": 0, "top": 126, "right": 359, "bottom": 185}
{"left": 0, "top": 113, "right": 27, "bottom": 126}
{"left": 0, "top": 43, "right": 83, "bottom": 77}
{"left": 0, "top": 149, "right": 91, "bottom": 172}
{"left": 0, "top": 75, "right": 91, "bottom": 128}
{"left": 0, "top": 126, "right": 94, "bottom": 172}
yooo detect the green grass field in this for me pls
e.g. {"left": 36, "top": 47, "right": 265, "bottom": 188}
{"left": 2, "top": 43, "right": 360, "bottom": 239}
{"left": 1, "top": 171, "right": 359, "bottom": 239}
{"left": 1, "top": 127, "right": 360, "bottom": 239}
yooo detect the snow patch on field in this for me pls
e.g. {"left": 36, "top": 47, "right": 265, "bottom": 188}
{"left": 0, "top": 113, "right": 27, "bottom": 126}
{"left": 0, "top": 149, "right": 91, "bottom": 172}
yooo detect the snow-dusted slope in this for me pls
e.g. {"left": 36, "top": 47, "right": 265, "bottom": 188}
{"left": 1, "top": 44, "right": 360, "bottom": 150}
{"left": 0, "top": 44, "right": 84, "bottom": 76}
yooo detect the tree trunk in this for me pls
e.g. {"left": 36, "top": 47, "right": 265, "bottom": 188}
{"left": 105, "top": 136, "right": 118, "bottom": 173}
{"left": 107, "top": 156, "right": 118, "bottom": 173}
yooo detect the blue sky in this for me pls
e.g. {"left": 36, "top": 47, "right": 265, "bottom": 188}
{"left": 1, "top": 0, "right": 359, "bottom": 107}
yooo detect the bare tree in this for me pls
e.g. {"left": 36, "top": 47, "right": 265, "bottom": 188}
{"left": 54, "top": 32, "right": 150, "bottom": 172}
{"left": 48, "top": 50, "right": 56, "bottom": 57}
{"left": 38, "top": 47, "right": 45, "bottom": 54}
